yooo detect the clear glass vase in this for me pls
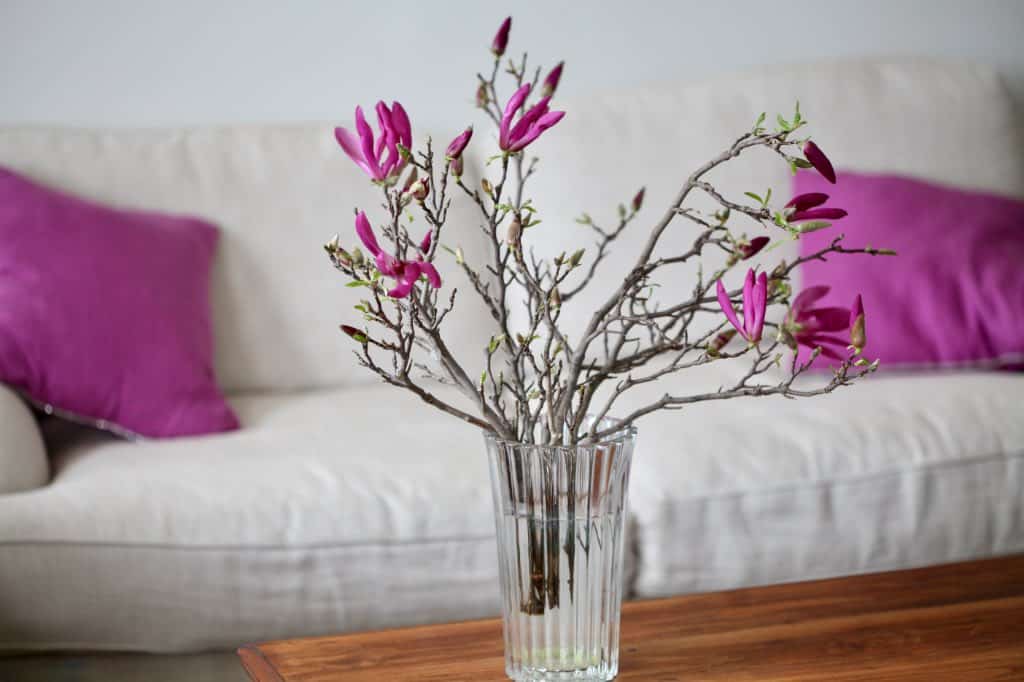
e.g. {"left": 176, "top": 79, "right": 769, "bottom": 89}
{"left": 484, "top": 420, "right": 636, "bottom": 681}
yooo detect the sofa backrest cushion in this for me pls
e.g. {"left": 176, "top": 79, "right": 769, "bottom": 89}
{"left": 0, "top": 125, "right": 494, "bottom": 393}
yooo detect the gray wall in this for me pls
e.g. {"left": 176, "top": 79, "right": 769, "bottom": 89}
{"left": 1, "top": 0, "right": 1022, "bottom": 129}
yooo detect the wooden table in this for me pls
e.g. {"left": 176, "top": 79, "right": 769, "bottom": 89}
{"left": 239, "top": 555, "right": 1024, "bottom": 681}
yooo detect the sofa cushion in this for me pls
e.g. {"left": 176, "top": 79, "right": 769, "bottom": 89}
{"left": 0, "top": 383, "right": 48, "bottom": 494}
{"left": 0, "top": 384, "right": 636, "bottom": 653}
{"left": 0, "top": 125, "right": 496, "bottom": 394}
{"left": 627, "top": 369, "right": 1024, "bottom": 597}
{"left": 0, "top": 167, "right": 239, "bottom": 439}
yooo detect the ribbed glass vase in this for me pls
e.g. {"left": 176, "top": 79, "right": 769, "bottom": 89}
{"left": 484, "top": 420, "right": 636, "bottom": 682}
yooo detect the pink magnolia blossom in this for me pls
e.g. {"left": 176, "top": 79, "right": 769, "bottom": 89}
{"left": 802, "top": 141, "right": 836, "bottom": 184}
{"left": 354, "top": 211, "right": 441, "bottom": 298}
{"left": 785, "top": 285, "right": 851, "bottom": 360}
{"left": 491, "top": 17, "right": 511, "bottom": 56}
{"left": 542, "top": 62, "right": 564, "bottom": 97}
{"left": 716, "top": 268, "right": 768, "bottom": 344}
{"left": 785, "top": 191, "right": 846, "bottom": 223}
{"left": 335, "top": 101, "right": 412, "bottom": 182}
{"left": 446, "top": 127, "right": 473, "bottom": 160}
{"left": 498, "top": 84, "right": 566, "bottom": 153}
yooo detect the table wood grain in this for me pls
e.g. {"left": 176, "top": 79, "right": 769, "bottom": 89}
{"left": 239, "top": 555, "right": 1024, "bottom": 681}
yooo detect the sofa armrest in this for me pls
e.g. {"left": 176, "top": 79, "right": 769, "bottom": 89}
{"left": 0, "top": 384, "right": 49, "bottom": 493}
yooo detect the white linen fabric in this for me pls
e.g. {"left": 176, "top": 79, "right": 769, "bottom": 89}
{"left": 0, "top": 384, "right": 48, "bottom": 494}
{"left": 0, "top": 58, "right": 1022, "bottom": 653}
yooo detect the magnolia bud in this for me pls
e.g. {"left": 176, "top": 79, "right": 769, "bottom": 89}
{"left": 405, "top": 176, "right": 429, "bottom": 202}
{"left": 850, "top": 294, "right": 866, "bottom": 351}
{"left": 450, "top": 155, "right": 464, "bottom": 178}
{"left": 481, "top": 177, "right": 494, "bottom": 196}
{"left": 350, "top": 247, "right": 365, "bottom": 266}
{"left": 542, "top": 61, "right": 564, "bottom": 98}
{"left": 631, "top": 187, "right": 645, "bottom": 213}
{"left": 549, "top": 288, "right": 561, "bottom": 309}
{"left": 340, "top": 325, "right": 368, "bottom": 344}
{"left": 506, "top": 217, "right": 522, "bottom": 249}
{"left": 476, "top": 83, "right": 489, "bottom": 108}
{"left": 445, "top": 126, "right": 473, "bottom": 161}
{"left": 491, "top": 17, "right": 511, "bottom": 57}
{"left": 707, "top": 329, "right": 737, "bottom": 356}
{"left": 738, "top": 236, "right": 770, "bottom": 260}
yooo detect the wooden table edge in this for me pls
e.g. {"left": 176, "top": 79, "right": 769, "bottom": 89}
{"left": 238, "top": 643, "right": 285, "bottom": 682}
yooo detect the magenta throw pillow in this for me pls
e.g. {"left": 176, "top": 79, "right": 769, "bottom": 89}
{"left": 0, "top": 166, "right": 239, "bottom": 438}
{"left": 796, "top": 170, "right": 1024, "bottom": 369}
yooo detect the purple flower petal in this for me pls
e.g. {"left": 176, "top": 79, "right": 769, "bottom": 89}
{"left": 791, "top": 285, "right": 831, "bottom": 314}
{"left": 419, "top": 230, "right": 432, "bottom": 253}
{"left": 750, "top": 272, "right": 768, "bottom": 343}
{"left": 390, "top": 101, "right": 412, "bottom": 148}
{"left": 803, "top": 141, "right": 837, "bottom": 184}
{"left": 499, "top": 84, "right": 532, "bottom": 149}
{"left": 716, "top": 279, "right": 744, "bottom": 338}
{"left": 388, "top": 261, "right": 422, "bottom": 298}
{"left": 790, "top": 207, "right": 848, "bottom": 222}
{"left": 445, "top": 127, "right": 473, "bottom": 160}
{"left": 803, "top": 306, "right": 851, "bottom": 332}
{"left": 354, "top": 211, "right": 382, "bottom": 257}
{"left": 334, "top": 127, "right": 373, "bottom": 176}
{"left": 742, "top": 269, "right": 755, "bottom": 339}
{"left": 785, "top": 192, "right": 829, "bottom": 211}
{"left": 419, "top": 261, "right": 442, "bottom": 289}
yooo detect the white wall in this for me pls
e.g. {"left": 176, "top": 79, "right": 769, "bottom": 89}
{"left": 1, "top": 0, "right": 1023, "bottom": 131}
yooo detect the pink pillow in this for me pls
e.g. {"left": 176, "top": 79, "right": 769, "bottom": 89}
{"left": 796, "top": 170, "right": 1024, "bottom": 369}
{"left": 0, "top": 166, "right": 239, "bottom": 438}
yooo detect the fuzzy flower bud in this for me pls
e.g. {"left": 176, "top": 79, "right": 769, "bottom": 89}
{"left": 405, "top": 176, "right": 430, "bottom": 202}
{"left": 450, "top": 155, "right": 464, "bottom": 178}
{"left": 707, "top": 329, "right": 738, "bottom": 356}
{"left": 491, "top": 17, "right": 511, "bottom": 57}
{"left": 476, "top": 83, "right": 489, "bottom": 109}
{"left": 506, "top": 217, "right": 522, "bottom": 249}
{"left": 542, "top": 61, "right": 564, "bottom": 97}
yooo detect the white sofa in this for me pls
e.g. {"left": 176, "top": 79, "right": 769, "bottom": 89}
{"left": 1, "top": 58, "right": 1022, "bottom": 655}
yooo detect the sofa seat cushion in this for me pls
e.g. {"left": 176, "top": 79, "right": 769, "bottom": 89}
{"left": 0, "top": 385, "right": 511, "bottom": 653}
{"left": 628, "top": 370, "right": 1024, "bottom": 597}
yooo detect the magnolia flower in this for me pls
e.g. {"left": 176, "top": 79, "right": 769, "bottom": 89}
{"left": 784, "top": 285, "right": 850, "bottom": 360}
{"left": 498, "top": 84, "right": 566, "bottom": 152}
{"left": 802, "top": 141, "right": 836, "bottom": 184}
{"left": 542, "top": 62, "right": 564, "bottom": 97}
{"left": 492, "top": 17, "right": 511, "bottom": 56}
{"left": 354, "top": 211, "right": 441, "bottom": 298}
{"left": 404, "top": 176, "right": 430, "bottom": 202}
{"left": 716, "top": 268, "right": 768, "bottom": 344}
{"left": 335, "top": 102, "right": 412, "bottom": 182}
{"left": 850, "top": 294, "right": 866, "bottom": 352}
{"left": 446, "top": 127, "right": 473, "bottom": 160}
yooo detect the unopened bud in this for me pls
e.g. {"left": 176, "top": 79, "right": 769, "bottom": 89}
{"left": 738, "top": 236, "right": 770, "bottom": 260}
{"left": 506, "top": 217, "right": 522, "bottom": 249}
{"left": 405, "top": 176, "right": 430, "bottom": 202}
{"left": 476, "top": 83, "right": 489, "bottom": 108}
{"left": 455, "top": 246, "right": 465, "bottom": 265}
{"left": 491, "top": 17, "right": 511, "bottom": 57}
{"left": 568, "top": 248, "right": 585, "bottom": 267}
{"left": 450, "top": 155, "right": 464, "bottom": 178}
{"left": 631, "top": 187, "right": 645, "bottom": 213}
{"left": 708, "top": 329, "right": 737, "bottom": 355}
{"left": 340, "top": 325, "right": 368, "bottom": 344}
{"left": 481, "top": 177, "right": 494, "bottom": 196}
{"left": 350, "top": 247, "right": 365, "bottom": 266}
{"left": 549, "top": 288, "right": 561, "bottom": 309}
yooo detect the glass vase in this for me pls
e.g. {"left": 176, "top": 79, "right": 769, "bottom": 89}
{"left": 484, "top": 420, "right": 636, "bottom": 681}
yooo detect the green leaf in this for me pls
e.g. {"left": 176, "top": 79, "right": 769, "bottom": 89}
{"left": 753, "top": 111, "right": 766, "bottom": 132}
{"left": 575, "top": 213, "right": 592, "bottom": 225}
{"left": 792, "top": 158, "right": 814, "bottom": 169}
{"left": 793, "top": 100, "right": 802, "bottom": 125}
{"left": 479, "top": 370, "right": 487, "bottom": 386}
{"left": 776, "top": 114, "right": 791, "bottom": 131}
{"left": 744, "top": 191, "right": 763, "bottom": 205}
{"left": 764, "top": 187, "right": 772, "bottom": 206}
{"left": 346, "top": 280, "right": 370, "bottom": 288}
